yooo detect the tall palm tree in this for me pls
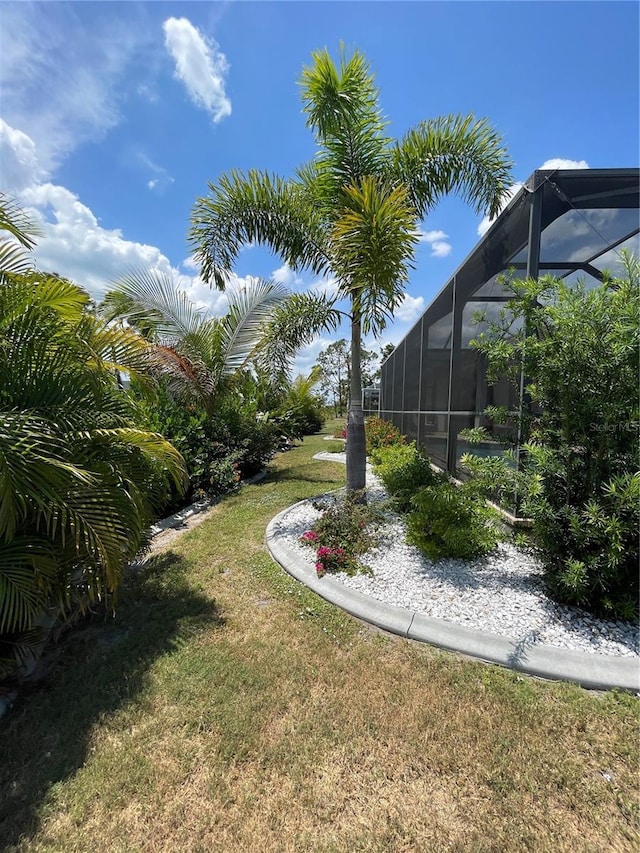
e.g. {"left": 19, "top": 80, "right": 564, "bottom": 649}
{"left": 0, "top": 196, "right": 187, "bottom": 669}
{"left": 102, "top": 271, "right": 340, "bottom": 416}
{"left": 189, "top": 46, "right": 513, "bottom": 493}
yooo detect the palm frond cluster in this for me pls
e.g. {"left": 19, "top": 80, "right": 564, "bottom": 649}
{"left": 102, "top": 271, "right": 340, "bottom": 416}
{"left": 0, "top": 196, "right": 187, "bottom": 676}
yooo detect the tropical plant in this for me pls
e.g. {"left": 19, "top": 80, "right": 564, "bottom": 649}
{"left": 273, "top": 369, "right": 326, "bottom": 438}
{"left": 465, "top": 255, "right": 640, "bottom": 617}
{"left": 102, "top": 272, "right": 339, "bottom": 416}
{"left": 190, "top": 45, "right": 512, "bottom": 495}
{"left": 0, "top": 195, "right": 187, "bottom": 676}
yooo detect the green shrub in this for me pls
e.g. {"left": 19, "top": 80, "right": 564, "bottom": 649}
{"left": 325, "top": 440, "right": 346, "bottom": 454}
{"left": 135, "top": 384, "right": 279, "bottom": 509}
{"left": 407, "top": 481, "right": 499, "bottom": 561}
{"left": 523, "top": 453, "right": 639, "bottom": 620}
{"left": 469, "top": 255, "right": 640, "bottom": 617}
{"left": 371, "top": 442, "right": 440, "bottom": 511}
{"left": 300, "top": 492, "right": 381, "bottom": 577}
{"left": 365, "top": 416, "right": 405, "bottom": 455}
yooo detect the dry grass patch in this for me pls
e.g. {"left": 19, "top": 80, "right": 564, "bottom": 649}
{"left": 1, "top": 427, "right": 638, "bottom": 852}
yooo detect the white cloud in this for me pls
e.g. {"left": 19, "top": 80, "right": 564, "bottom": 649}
{"left": 19, "top": 182, "right": 176, "bottom": 299}
{"left": 418, "top": 229, "right": 448, "bottom": 243}
{"left": 0, "top": 4, "right": 148, "bottom": 171}
{"left": 540, "top": 158, "right": 590, "bottom": 170}
{"left": 271, "top": 262, "right": 304, "bottom": 288}
{"left": 417, "top": 228, "right": 452, "bottom": 257}
{"left": 181, "top": 271, "right": 265, "bottom": 317}
{"left": 136, "top": 151, "right": 174, "bottom": 192}
{"left": 163, "top": 17, "right": 231, "bottom": 123}
{"left": 0, "top": 119, "right": 44, "bottom": 192}
{"left": 137, "top": 83, "right": 159, "bottom": 103}
{"left": 181, "top": 256, "right": 200, "bottom": 272}
{"left": 430, "top": 241, "right": 452, "bottom": 258}
{"left": 312, "top": 276, "right": 340, "bottom": 299}
{"left": 394, "top": 293, "right": 424, "bottom": 323}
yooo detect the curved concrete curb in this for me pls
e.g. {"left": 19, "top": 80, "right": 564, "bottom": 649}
{"left": 266, "top": 500, "right": 640, "bottom": 692}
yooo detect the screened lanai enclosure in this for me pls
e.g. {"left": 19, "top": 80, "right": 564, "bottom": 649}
{"left": 378, "top": 168, "right": 640, "bottom": 510}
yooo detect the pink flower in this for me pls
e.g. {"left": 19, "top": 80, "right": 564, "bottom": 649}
{"left": 317, "top": 546, "right": 332, "bottom": 558}
{"left": 315, "top": 562, "right": 325, "bottom": 576}
{"left": 301, "top": 530, "right": 319, "bottom": 542}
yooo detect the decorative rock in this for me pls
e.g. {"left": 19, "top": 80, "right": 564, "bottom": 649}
{"left": 278, "top": 468, "right": 639, "bottom": 659}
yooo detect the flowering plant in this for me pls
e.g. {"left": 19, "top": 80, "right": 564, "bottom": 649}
{"left": 299, "top": 492, "right": 380, "bottom": 577}
{"left": 365, "top": 416, "right": 405, "bottom": 455}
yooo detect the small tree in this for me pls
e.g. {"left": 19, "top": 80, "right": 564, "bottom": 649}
{"left": 466, "top": 254, "right": 640, "bottom": 619}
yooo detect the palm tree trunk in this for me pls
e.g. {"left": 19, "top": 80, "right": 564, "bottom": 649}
{"left": 346, "top": 308, "right": 367, "bottom": 494}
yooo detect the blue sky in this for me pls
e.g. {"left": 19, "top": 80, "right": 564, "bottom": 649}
{"left": 1, "top": 1, "right": 638, "bottom": 374}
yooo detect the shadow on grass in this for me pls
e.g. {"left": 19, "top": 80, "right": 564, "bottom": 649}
{"left": 0, "top": 551, "right": 223, "bottom": 849}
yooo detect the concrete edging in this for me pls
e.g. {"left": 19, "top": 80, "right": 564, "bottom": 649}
{"left": 149, "top": 469, "right": 268, "bottom": 539}
{"left": 265, "top": 500, "right": 640, "bottom": 692}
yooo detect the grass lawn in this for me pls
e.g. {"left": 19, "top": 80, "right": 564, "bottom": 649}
{"left": 1, "top": 425, "right": 638, "bottom": 852}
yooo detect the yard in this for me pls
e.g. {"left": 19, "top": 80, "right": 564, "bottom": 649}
{"left": 1, "top": 429, "right": 638, "bottom": 852}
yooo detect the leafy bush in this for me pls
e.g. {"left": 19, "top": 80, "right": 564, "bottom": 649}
{"left": 371, "top": 442, "right": 440, "bottom": 511}
{"left": 136, "top": 384, "right": 279, "bottom": 509}
{"left": 469, "top": 255, "right": 640, "bottom": 617}
{"left": 523, "top": 453, "right": 639, "bottom": 620}
{"left": 276, "top": 406, "right": 324, "bottom": 439}
{"left": 300, "top": 492, "right": 380, "bottom": 577}
{"left": 365, "top": 416, "right": 405, "bottom": 455}
{"left": 407, "top": 481, "right": 499, "bottom": 561}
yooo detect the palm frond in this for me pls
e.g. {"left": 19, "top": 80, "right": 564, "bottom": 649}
{"left": 299, "top": 46, "right": 390, "bottom": 188}
{"left": 331, "top": 177, "right": 419, "bottom": 334}
{"left": 0, "top": 411, "right": 96, "bottom": 541}
{"left": 0, "top": 539, "right": 57, "bottom": 633}
{"left": 0, "top": 272, "right": 87, "bottom": 329}
{"left": 190, "top": 170, "right": 331, "bottom": 288}
{"left": 106, "top": 270, "right": 206, "bottom": 341}
{"left": 0, "top": 241, "right": 34, "bottom": 281}
{"left": 257, "top": 290, "right": 341, "bottom": 378}
{"left": 80, "top": 427, "right": 188, "bottom": 493}
{"left": 391, "top": 113, "right": 513, "bottom": 218}
{"left": 0, "top": 193, "right": 41, "bottom": 249}
{"left": 220, "top": 278, "right": 293, "bottom": 375}
{"left": 86, "top": 320, "right": 155, "bottom": 377}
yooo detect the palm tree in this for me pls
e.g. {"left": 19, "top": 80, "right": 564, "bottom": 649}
{"left": 102, "top": 270, "right": 339, "bottom": 416}
{"left": 0, "top": 196, "right": 187, "bottom": 670}
{"left": 189, "top": 46, "right": 513, "bottom": 493}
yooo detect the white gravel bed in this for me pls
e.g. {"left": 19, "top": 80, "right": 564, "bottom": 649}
{"left": 276, "top": 453, "right": 639, "bottom": 658}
